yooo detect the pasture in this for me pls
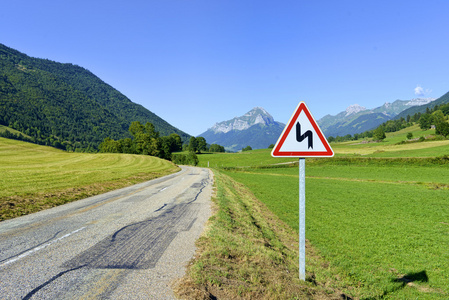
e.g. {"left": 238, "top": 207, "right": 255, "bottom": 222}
{"left": 193, "top": 131, "right": 449, "bottom": 299}
{"left": 225, "top": 163, "right": 449, "bottom": 298}
{"left": 197, "top": 149, "right": 295, "bottom": 168}
{"left": 332, "top": 125, "right": 449, "bottom": 158}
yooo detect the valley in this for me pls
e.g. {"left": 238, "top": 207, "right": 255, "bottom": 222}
{"left": 176, "top": 125, "right": 449, "bottom": 299}
{"left": 2, "top": 42, "right": 449, "bottom": 299}
{"left": 1, "top": 114, "right": 449, "bottom": 299}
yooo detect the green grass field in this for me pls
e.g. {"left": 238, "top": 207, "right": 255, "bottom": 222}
{"left": 225, "top": 166, "right": 449, "bottom": 298}
{"left": 0, "top": 137, "right": 179, "bottom": 220}
{"left": 332, "top": 124, "right": 449, "bottom": 158}
{"left": 191, "top": 128, "right": 449, "bottom": 299}
{"left": 3, "top": 122, "right": 449, "bottom": 298}
{"left": 196, "top": 149, "right": 295, "bottom": 168}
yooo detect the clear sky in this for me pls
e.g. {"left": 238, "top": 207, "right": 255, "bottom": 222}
{"left": 2, "top": 1, "right": 449, "bottom": 136}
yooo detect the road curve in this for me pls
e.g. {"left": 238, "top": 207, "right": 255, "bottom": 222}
{"left": 0, "top": 166, "right": 213, "bottom": 299}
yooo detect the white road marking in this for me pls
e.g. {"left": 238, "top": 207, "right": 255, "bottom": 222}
{"left": 0, "top": 227, "right": 86, "bottom": 268}
{"left": 159, "top": 187, "right": 168, "bottom": 192}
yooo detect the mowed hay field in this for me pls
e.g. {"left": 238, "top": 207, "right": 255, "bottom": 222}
{"left": 184, "top": 128, "right": 449, "bottom": 299}
{"left": 0, "top": 137, "right": 179, "bottom": 220}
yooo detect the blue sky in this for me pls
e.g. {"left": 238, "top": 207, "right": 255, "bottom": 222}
{"left": 2, "top": 1, "right": 449, "bottom": 136}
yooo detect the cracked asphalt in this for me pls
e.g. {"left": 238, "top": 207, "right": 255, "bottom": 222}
{"left": 0, "top": 166, "right": 213, "bottom": 299}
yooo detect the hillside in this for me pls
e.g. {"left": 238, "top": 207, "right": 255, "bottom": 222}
{"left": 394, "top": 91, "right": 449, "bottom": 120}
{"left": 199, "top": 107, "right": 285, "bottom": 152}
{"left": 318, "top": 98, "right": 434, "bottom": 137}
{"left": 0, "top": 43, "right": 190, "bottom": 151}
{"left": 0, "top": 137, "right": 179, "bottom": 220}
{"left": 322, "top": 111, "right": 391, "bottom": 138}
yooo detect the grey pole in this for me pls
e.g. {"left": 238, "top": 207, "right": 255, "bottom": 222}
{"left": 299, "top": 158, "right": 306, "bottom": 281}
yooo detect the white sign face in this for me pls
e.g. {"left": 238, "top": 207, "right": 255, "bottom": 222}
{"left": 271, "top": 102, "right": 334, "bottom": 157}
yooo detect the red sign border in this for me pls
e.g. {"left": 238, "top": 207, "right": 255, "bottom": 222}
{"left": 271, "top": 102, "right": 334, "bottom": 157}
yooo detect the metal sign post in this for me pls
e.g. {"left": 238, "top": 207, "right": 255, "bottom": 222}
{"left": 299, "top": 158, "right": 306, "bottom": 281}
{"left": 271, "top": 102, "right": 334, "bottom": 281}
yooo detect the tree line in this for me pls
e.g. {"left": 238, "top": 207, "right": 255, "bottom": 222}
{"left": 416, "top": 104, "right": 449, "bottom": 137}
{"left": 99, "top": 122, "right": 226, "bottom": 165}
{"left": 99, "top": 121, "right": 183, "bottom": 160}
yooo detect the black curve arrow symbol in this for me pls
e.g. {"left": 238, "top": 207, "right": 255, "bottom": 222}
{"left": 296, "top": 122, "right": 313, "bottom": 149}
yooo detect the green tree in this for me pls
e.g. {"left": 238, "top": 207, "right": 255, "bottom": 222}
{"left": 441, "top": 104, "right": 449, "bottom": 115}
{"left": 144, "top": 122, "right": 160, "bottom": 139}
{"left": 161, "top": 133, "right": 182, "bottom": 155}
{"left": 209, "top": 144, "right": 225, "bottom": 152}
{"left": 406, "top": 132, "right": 413, "bottom": 140}
{"left": 419, "top": 114, "right": 432, "bottom": 130}
{"left": 159, "top": 138, "right": 172, "bottom": 160}
{"left": 146, "top": 137, "right": 161, "bottom": 157}
{"left": 99, "top": 137, "right": 121, "bottom": 153}
{"left": 373, "top": 127, "right": 386, "bottom": 141}
{"left": 188, "top": 137, "right": 198, "bottom": 153}
{"left": 129, "top": 121, "right": 161, "bottom": 156}
{"left": 196, "top": 137, "right": 207, "bottom": 153}
{"left": 432, "top": 110, "right": 445, "bottom": 126}
{"left": 436, "top": 121, "right": 449, "bottom": 138}
{"left": 129, "top": 121, "right": 144, "bottom": 138}
{"left": 172, "top": 152, "right": 199, "bottom": 166}
{"left": 168, "top": 133, "right": 182, "bottom": 152}
{"left": 242, "top": 145, "right": 253, "bottom": 151}
{"left": 119, "top": 138, "right": 134, "bottom": 153}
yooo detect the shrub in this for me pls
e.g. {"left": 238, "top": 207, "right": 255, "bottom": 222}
{"left": 172, "top": 152, "right": 199, "bottom": 166}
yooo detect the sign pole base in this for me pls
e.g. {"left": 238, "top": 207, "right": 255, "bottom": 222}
{"left": 299, "top": 158, "right": 306, "bottom": 281}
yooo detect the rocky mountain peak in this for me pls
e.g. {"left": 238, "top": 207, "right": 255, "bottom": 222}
{"left": 210, "top": 107, "right": 276, "bottom": 134}
{"left": 245, "top": 106, "right": 269, "bottom": 116}
{"left": 345, "top": 104, "right": 367, "bottom": 116}
{"left": 406, "top": 98, "right": 435, "bottom": 106}
{"left": 199, "top": 106, "right": 285, "bottom": 152}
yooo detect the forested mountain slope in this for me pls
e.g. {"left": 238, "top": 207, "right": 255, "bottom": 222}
{"left": 318, "top": 98, "right": 434, "bottom": 137}
{"left": 0, "top": 43, "right": 189, "bottom": 151}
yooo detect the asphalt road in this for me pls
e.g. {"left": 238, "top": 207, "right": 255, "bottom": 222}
{"left": 0, "top": 166, "right": 213, "bottom": 299}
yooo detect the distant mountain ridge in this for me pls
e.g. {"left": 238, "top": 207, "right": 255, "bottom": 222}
{"left": 318, "top": 98, "right": 435, "bottom": 137}
{"left": 199, "top": 107, "right": 285, "bottom": 152}
{"left": 0, "top": 43, "right": 190, "bottom": 151}
{"left": 394, "top": 92, "right": 449, "bottom": 120}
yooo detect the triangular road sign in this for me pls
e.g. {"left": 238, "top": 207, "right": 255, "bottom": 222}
{"left": 271, "top": 102, "right": 334, "bottom": 157}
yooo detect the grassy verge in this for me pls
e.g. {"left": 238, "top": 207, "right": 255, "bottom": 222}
{"left": 0, "top": 137, "right": 179, "bottom": 220}
{"left": 175, "top": 170, "right": 348, "bottom": 299}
